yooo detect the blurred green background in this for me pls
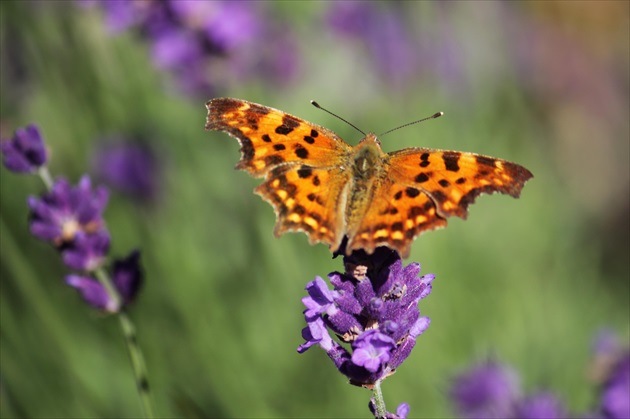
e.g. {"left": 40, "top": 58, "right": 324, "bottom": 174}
{"left": 1, "top": 1, "right": 628, "bottom": 418}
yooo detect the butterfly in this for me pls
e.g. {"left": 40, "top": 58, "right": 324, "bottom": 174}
{"left": 205, "top": 98, "right": 533, "bottom": 258}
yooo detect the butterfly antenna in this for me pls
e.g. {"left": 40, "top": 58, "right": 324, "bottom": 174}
{"left": 379, "top": 112, "right": 444, "bottom": 137}
{"left": 311, "top": 100, "right": 366, "bottom": 136}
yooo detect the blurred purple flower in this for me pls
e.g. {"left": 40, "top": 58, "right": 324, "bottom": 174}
{"left": 66, "top": 250, "right": 143, "bottom": 312}
{"left": 298, "top": 247, "right": 434, "bottom": 387}
{"left": 93, "top": 140, "right": 159, "bottom": 202}
{"left": 28, "top": 176, "right": 109, "bottom": 245}
{"left": 449, "top": 359, "right": 521, "bottom": 419}
{"left": 151, "top": 28, "right": 204, "bottom": 71}
{"left": 202, "top": 1, "right": 262, "bottom": 52}
{"left": 514, "top": 392, "right": 567, "bottom": 419}
{"left": 326, "top": 2, "right": 418, "bottom": 84}
{"left": 80, "top": 1, "right": 297, "bottom": 97}
{"left": 593, "top": 329, "right": 622, "bottom": 357}
{"left": 0, "top": 124, "right": 47, "bottom": 173}
{"left": 78, "top": 0, "right": 149, "bottom": 34}
{"left": 600, "top": 352, "right": 630, "bottom": 419}
{"left": 62, "top": 230, "right": 110, "bottom": 271}
{"left": 66, "top": 273, "right": 118, "bottom": 312}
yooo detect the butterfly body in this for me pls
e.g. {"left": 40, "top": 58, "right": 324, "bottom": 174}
{"left": 205, "top": 98, "right": 533, "bottom": 258}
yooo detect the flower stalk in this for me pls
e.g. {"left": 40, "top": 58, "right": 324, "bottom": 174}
{"left": 372, "top": 379, "right": 387, "bottom": 419}
{"left": 2, "top": 124, "right": 153, "bottom": 418}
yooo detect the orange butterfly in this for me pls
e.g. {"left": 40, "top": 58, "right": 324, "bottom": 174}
{"left": 205, "top": 98, "right": 533, "bottom": 258}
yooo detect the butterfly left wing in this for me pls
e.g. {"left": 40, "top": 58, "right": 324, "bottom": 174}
{"left": 347, "top": 148, "right": 533, "bottom": 258}
{"left": 387, "top": 148, "right": 533, "bottom": 219}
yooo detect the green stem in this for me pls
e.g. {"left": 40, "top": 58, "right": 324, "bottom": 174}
{"left": 372, "top": 379, "right": 387, "bottom": 419}
{"left": 118, "top": 311, "right": 154, "bottom": 418}
{"left": 38, "top": 166, "right": 54, "bottom": 190}
{"left": 93, "top": 267, "right": 153, "bottom": 418}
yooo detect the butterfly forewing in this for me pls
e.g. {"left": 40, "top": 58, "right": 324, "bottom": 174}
{"left": 387, "top": 148, "right": 533, "bottom": 219}
{"left": 206, "top": 98, "right": 352, "bottom": 177}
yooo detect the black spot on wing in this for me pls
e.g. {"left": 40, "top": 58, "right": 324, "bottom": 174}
{"left": 246, "top": 118, "right": 258, "bottom": 130}
{"left": 265, "top": 155, "right": 284, "bottom": 166}
{"left": 415, "top": 173, "right": 429, "bottom": 183}
{"left": 431, "top": 190, "right": 447, "bottom": 204}
{"left": 262, "top": 134, "right": 272, "bottom": 143}
{"left": 406, "top": 187, "right": 420, "bottom": 198}
{"left": 419, "top": 153, "right": 431, "bottom": 168}
{"left": 294, "top": 145, "right": 309, "bottom": 159}
{"left": 275, "top": 115, "right": 301, "bottom": 135}
{"left": 442, "top": 152, "right": 461, "bottom": 172}
{"left": 476, "top": 156, "right": 497, "bottom": 167}
{"left": 240, "top": 137, "right": 255, "bottom": 161}
{"left": 273, "top": 144, "right": 286, "bottom": 151}
{"left": 297, "top": 166, "right": 312, "bottom": 178}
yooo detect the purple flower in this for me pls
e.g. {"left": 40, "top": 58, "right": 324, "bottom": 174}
{"left": 514, "top": 392, "right": 567, "bottom": 419}
{"left": 79, "top": 1, "right": 298, "bottom": 97}
{"left": 62, "top": 230, "right": 110, "bottom": 271}
{"left": 66, "top": 250, "right": 143, "bottom": 312}
{"left": 0, "top": 124, "right": 47, "bottom": 173}
{"left": 593, "top": 329, "right": 622, "bottom": 358}
{"left": 352, "top": 330, "right": 396, "bottom": 373}
{"left": 78, "top": 0, "right": 153, "bottom": 34}
{"left": 326, "top": 2, "right": 418, "bottom": 84}
{"left": 92, "top": 140, "right": 160, "bottom": 202}
{"left": 600, "top": 352, "right": 630, "bottom": 419}
{"left": 449, "top": 360, "right": 521, "bottom": 419}
{"left": 202, "top": 1, "right": 262, "bottom": 52}
{"left": 151, "top": 28, "right": 204, "bottom": 71}
{"left": 298, "top": 316, "right": 334, "bottom": 354}
{"left": 298, "top": 247, "right": 434, "bottom": 387}
{"left": 28, "top": 176, "right": 109, "bottom": 245}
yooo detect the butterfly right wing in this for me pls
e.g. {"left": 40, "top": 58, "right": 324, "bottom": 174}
{"left": 206, "top": 98, "right": 354, "bottom": 250}
{"left": 205, "top": 98, "right": 352, "bottom": 176}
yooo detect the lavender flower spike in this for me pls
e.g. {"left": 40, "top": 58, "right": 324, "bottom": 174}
{"left": 28, "top": 175, "right": 109, "bottom": 245}
{"left": 93, "top": 140, "right": 160, "bottom": 202}
{"left": 0, "top": 124, "right": 47, "bottom": 173}
{"left": 62, "top": 230, "right": 110, "bottom": 271}
{"left": 449, "top": 359, "right": 521, "bottom": 419}
{"left": 298, "top": 246, "right": 435, "bottom": 387}
{"left": 600, "top": 352, "right": 630, "bottom": 419}
{"left": 66, "top": 250, "right": 143, "bottom": 312}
